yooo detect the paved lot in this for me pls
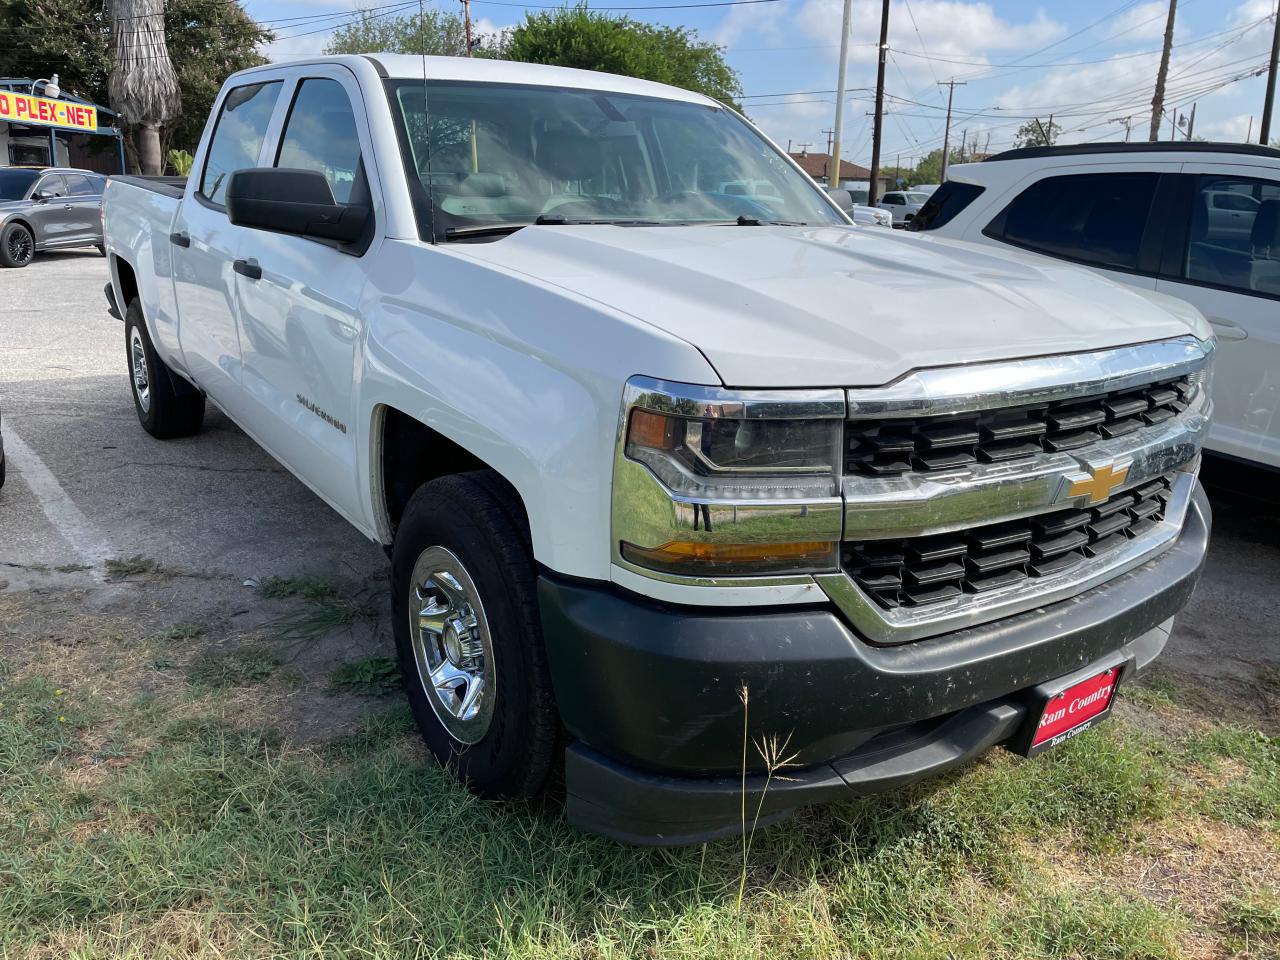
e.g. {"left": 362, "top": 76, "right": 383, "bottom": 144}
{"left": 0, "top": 252, "right": 1277, "bottom": 726}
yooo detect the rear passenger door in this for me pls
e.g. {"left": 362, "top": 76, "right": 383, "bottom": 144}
{"left": 232, "top": 67, "right": 378, "bottom": 517}
{"left": 61, "top": 173, "right": 102, "bottom": 244}
{"left": 1155, "top": 166, "right": 1280, "bottom": 467}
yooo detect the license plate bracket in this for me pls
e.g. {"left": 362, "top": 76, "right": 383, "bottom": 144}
{"left": 1011, "top": 658, "right": 1126, "bottom": 757}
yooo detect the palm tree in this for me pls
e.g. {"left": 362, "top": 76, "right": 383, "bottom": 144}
{"left": 109, "top": 0, "right": 180, "bottom": 175}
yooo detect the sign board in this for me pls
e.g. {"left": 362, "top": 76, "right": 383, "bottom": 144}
{"left": 0, "top": 91, "right": 98, "bottom": 132}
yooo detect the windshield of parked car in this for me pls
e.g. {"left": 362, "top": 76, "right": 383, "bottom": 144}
{"left": 384, "top": 80, "right": 843, "bottom": 240}
{"left": 905, "top": 192, "right": 930, "bottom": 204}
{"left": 0, "top": 169, "right": 40, "bottom": 201}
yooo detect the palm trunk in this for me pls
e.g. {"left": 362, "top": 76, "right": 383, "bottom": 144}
{"left": 136, "top": 123, "right": 163, "bottom": 175}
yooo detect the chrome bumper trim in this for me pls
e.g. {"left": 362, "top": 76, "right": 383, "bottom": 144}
{"left": 817, "top": 469, "right": 1199, "bottom": 645}
{"left": 845, "top": 335, "right": 1213, "bottom": 419}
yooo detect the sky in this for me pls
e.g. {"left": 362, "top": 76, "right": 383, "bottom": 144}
{"left": 247, "top": 0, "right": 1280, "bottom": 170}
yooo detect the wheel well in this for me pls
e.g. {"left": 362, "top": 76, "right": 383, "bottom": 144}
{"left": 4, "top": 217, "right": 35, "bottom": 240}
{"left": 113, "top": 255, "right": 139, "bottom": 309}
{"left": 379, "top": 407, "right": 526, "bottom": 537}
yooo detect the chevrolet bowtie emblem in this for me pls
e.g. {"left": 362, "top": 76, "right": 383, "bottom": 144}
{"left": 1063, "top": 461, "right": 1131, "bottom": 504}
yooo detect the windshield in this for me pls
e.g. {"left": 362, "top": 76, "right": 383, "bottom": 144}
{"left": 385, "top": 80, "right": 843, "bottom": 240}
{"left": 905, "top": 192, "right": 930, "bottom": 204}
{"left": 0, "top": 169, "right": 40, "bottom": 201}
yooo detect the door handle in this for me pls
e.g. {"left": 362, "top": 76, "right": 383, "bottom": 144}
{"left": 233, "top": 257, "right": 262, "bottom": 280}
{"left": 1207, "top": 316, "right": 1248, "bottom": 342}
{"left": 169, "top": 231, "right": 191, "bottom": 248}
{"left": 63, "top": 203, "right": 73, "bottom": 210}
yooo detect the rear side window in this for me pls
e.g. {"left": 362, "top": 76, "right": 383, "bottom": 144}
{"left": 275, "top": 78, "right": 365, "bottom": 204}
{"left": 1184, "top": 174, "right": 1280, "bottom": 298}
{"left": 199, "top": 80, "right": 283, "bottom": 206}
{"left": 64, "top": 174, "right": 96, "bottom": 196}
{"left": 909, "top": 181, "right": 986, "bottom": 231}
{"left": 986, "top": 172, "right": 1159, "bottom": 272}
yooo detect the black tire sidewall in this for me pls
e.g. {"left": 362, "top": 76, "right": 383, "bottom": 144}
{"left": 125, "top": 300, "right": 162, "bottom": 434}
{"left": 1, "top": 223, "right": 34, "bottom": 268}
{"left": 391, "top": 474, "right": 557, "bottom": 799}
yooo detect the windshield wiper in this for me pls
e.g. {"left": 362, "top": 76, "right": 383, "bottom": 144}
{"left": 444, "top": 215, "right": 659, "bottom": 239}
{"left": 729, "top": 215, "right": 808, "bottom": 226}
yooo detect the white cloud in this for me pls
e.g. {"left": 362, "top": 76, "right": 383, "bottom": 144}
{"left": 1201, "top": 112, "right": 1261, "bottom": 141}
{"left": 263, "top": 30, "right": 333, "bottom": 62}
{"left": 1106, "top": 2, "right": 1171, "bottom": 44}
{"left": 711, "top": 2, "right": 788, "bottom": 48}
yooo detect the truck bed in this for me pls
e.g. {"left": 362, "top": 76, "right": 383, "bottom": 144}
{"left": 108, "top": 175, "right": 186, "bottom": 200}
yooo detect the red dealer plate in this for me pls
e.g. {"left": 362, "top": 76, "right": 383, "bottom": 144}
{"left": 1027, "top": 666, "right": 1120, "bottom": 755}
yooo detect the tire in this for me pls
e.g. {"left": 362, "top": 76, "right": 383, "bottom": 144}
{"left": 125, "top": 299, "right": 205, "bottom": 439}
{"left": 392, "top": 472, "right": 559, "bottom": 799}
{"left": 0, "top": 222, "right": 35, "bottom": 268}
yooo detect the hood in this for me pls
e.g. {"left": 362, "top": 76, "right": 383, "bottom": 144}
{"left": 458, "top": 224, "right": 1205, "bottom": 388}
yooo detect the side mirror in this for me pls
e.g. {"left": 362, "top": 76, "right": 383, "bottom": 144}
{"left": 32, "top": 190, "right": 52, "bottom": 202}
{"left": 226, "top": 168, "right": 369, "bottom": 246}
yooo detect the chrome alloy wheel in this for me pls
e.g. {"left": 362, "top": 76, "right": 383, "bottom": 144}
{"left": 129, "top": 326, "right": 151, "bottom": 413}
{"left": 7, "top": 228, "right": 32, "bottom": 265}
{"left": 408, "top": 546, "right": 496, "bottom": 744}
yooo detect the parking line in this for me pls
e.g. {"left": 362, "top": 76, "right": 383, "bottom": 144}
{"left": 3, "top": 427, "right": 114, "bottom": 574}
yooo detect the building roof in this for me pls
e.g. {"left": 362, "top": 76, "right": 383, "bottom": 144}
{"left": 787, "top": 152, "right": 886, "bottom": 182}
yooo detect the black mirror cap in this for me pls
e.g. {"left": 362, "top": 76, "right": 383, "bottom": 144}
{"left": 226, "top": 168, "right": 371, "bottom": 251}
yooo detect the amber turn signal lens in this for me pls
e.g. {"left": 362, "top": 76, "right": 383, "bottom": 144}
{"left": 621, "top": 539, "right": 837, "bottom": 576}
{"left": 627, "top": 409, "right": 678, "bottom": 450}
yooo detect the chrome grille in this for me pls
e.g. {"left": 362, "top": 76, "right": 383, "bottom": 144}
{"left": 845, "top": 376, "right": 1193, "bottom": 476}
{"left": 842, "top": 475, "right": 1174, "bottom": 609}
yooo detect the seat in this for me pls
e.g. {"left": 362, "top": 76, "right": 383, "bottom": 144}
{"left": 1249, "top": 198, "right": 1280, "bottom": 294}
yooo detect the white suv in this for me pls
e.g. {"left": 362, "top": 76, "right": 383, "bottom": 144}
{"left": 916, "top": 142, "right": 1280, "bottom": 470}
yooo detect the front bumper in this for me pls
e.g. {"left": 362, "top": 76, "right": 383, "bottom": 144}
{"left": 539, "top": 483, "right": 1211, "bottom": 845}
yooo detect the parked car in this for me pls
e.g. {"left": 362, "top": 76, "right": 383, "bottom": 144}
{"left": 876, "top": 190, "right": 931, "bottom": 227}
{"left": 0, "top": 166, "right": 106, "bottom": 267}
{"left": 824, "top": 187, "right": 893, "bottom": 227}
{"left": 104, "top": 55, "right": 1213, "bottom": 845}
{"left": 914, "top": 141, "right": 1280, "bottom": 470}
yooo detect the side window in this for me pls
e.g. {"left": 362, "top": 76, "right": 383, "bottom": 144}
{"left": 276, "top": 78, "right": 365, "bottom": 204}
{"left": 36, "top": 174, "right": 67, "bottom": 198}
{"left": 988, "top": 172, "right": 1158, "bottom": 272}
{"left": 199, "top": 80, "right": 283, "bottom": 206}
{"left": 910, "top": 181, "right": 986, "bottom": 232}
{"left": 1185, "top": 174, "right": 1280, "bottom": 297}
{"left": 64, "top": 174, "right": 95, "bottom": 196}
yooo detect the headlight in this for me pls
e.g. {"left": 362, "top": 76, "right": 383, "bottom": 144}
{"left": 612, "top": 378, "right": 846, "bottom": 578}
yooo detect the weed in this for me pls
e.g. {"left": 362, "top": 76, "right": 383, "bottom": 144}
{"left": 155, "top": 621, "right": 207, "bottom": 642}
{"left": 269, "top": 595, "right": 379, "bottom": 641}
{"left": 257, "top": 574, "right": 341, "bottom": 602}
{"left": 103, "top": 556, "right": 168, "bottom": 580}
{"left": 53, "top": 563, "right": 91, "bottom": 574}
{"left": 330, "top": 656, "right": 400, "bottom": 695}
{"left": 185, "top": 648, "right": 279, "bottom": 689}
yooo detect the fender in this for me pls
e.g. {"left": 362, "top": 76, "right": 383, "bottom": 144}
{"left": 356, "top": 240, "right": 719, "bottom": 580}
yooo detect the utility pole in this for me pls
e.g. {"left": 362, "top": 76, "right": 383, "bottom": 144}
{"left": 938, "top": 79, "right": 965, "bottom": 184}
{"left": 830, "top": 0, "right": 853, "bottom": 187}
{"left": 1149, "top": 0, "right": 1178, "bottom": 141}
{"left": 868, "top": 0, "right": 890, "bottom": 205}
{"left": 1185, "top": 102, "right": 1196, "bottom": 139}
{"left": 1248, "top": 116, "right": 1254, "bottom": 142}
{"left": 822, "top": 128, "right": 835, "bottom": 158}
{"left": 1260, "top": 2, "right": 1279, "bottom": 143}
{"left": 461, "top": 0, "right": 473, "bottom": 55}
{"left": 960, "top": 127, "right": 968, "bottom": 162}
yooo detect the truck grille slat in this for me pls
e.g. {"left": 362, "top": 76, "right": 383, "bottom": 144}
{"left": 842, "top": 475, "right": 1173, "bottom": 610}
{"left": 846, "top": 376, "right": 1191, "bottom": 477}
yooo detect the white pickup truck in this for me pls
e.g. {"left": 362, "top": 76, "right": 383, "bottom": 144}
{"left": 104, "top": 54, "right": 1215, "bottom": 845}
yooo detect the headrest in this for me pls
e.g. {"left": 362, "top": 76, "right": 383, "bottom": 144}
{"left": 455, "top": 173, "right": 505, "bottom": 197}
{"left": 535, "top": 131, "right": 601, "bottom": 181}
{"left": 1251, "top": 197, "right": 1280, "bottom": 249}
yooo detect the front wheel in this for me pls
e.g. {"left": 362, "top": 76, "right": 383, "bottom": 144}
{"left": 0, "top": 223, "right": 34, "bottom": 268}
{"left": 391, "top": 472, "right": 560, "bottom": 799}
{"left": 125, "top": 299, "right": 205, "bottom": 439}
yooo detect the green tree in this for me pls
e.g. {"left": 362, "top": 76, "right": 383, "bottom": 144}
{"left": 906, "top": 147, "right": 961, "bottom": 186}
{"left": 1013, "top": 118, "right": 1062, "bottom": 148}
{"left": 325, "top": 7, "right": 505, "bottom": 58}
{"left": 0, "top": 0, "right": 269, "bottom": 168}
{"left": 504, "top": 5, "right": 741, "bottom": 108}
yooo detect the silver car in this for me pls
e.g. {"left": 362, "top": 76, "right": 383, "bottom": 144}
{"left": 824, "top": 187, "right": 893, "bottom": 227}
{"left": 0, "top": 167, "right": 107, "bottom": 268}
{"left": 877, "top": 190, "right": 932, "bottom": 228}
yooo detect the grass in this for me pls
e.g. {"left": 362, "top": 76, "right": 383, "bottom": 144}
{"left": 103, "top": 556, "right": 170, "bottom": 581}
{"left": 330, "top": 655, "right": 401, "bottom": 695}
{"left": 184, "top": 648, "right": 280, "bottom": 689}
{"left": 256, "top": 574, "right": 341, "bottom": 602}
{"left": 154, "top": 621, "right": 207, "bottom": 643}
{"left": 1, "top": 659, "right": 1276, "bottom": 960}
{"left": 257, "top": 573, "right": 381, "bottom": 642}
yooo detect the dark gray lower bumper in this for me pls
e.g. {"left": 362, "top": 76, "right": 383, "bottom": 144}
{"left": 539, "top": 484, "right": 1210, "bottom": 845}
